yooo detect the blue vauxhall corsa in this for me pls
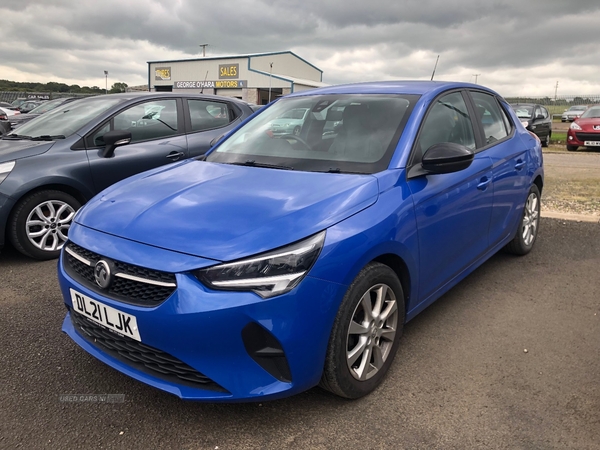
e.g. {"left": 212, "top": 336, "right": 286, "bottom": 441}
{"left": 58, "top": 81, "right": 543, "bottom": 401}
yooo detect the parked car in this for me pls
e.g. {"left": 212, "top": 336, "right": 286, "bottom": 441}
{"left": 0, "top": 92, "right": 256, "bottom": 260}
{"left": 566, "top": 104, "right": 600, "bottom": 151}
{"left": 0, "top": 107, "right": 20, "bottom": 136}
{"left": 8, "top": 97, "right": 79, "bottom": 130}
{"left": 58, "top": 81, "right": 543, "bottom": 402}
{"left": 0, "top": 101, "right": 14, "bottom": 108}
{"left": 561, "top": 105, "right": 588, "bottom": 122}
{"left": 269, "top": 107, "right": 309, "bottom": 135}
{"left": 9, "top": 98, "right": 28, "bottom": 109}
{"left": 510, "top": 103, "right": 552, "bottom": 147}
{"left": 16, "top": 100, "right": 45, "bottom": 114}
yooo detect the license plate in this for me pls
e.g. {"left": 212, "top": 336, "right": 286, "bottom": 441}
{"left": 70, "top": 288, "right": 141, "bottom": 341}
{"left": 584, "top": 141, "right": 600, "bottom": 146}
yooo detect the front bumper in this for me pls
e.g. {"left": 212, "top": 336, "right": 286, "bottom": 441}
{"left": 567, "top": 129, "right": 600, "bottom": 147}
{"left": 58, "top": 228, "right": 346, "bottom": 401}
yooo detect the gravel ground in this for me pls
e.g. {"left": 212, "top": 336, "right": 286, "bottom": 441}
{"left": 541, "top": 148, "right": 600, "bottom": 217}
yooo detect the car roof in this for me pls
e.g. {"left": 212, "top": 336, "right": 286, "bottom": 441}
{"left": 286, "top": 80, "right": 500, "bottom": 98}
{"left": 90, "top": 91, "right": 254, "bottom": 107}
{"left": 510, "top": 103, "right": 537, "bottom": 107}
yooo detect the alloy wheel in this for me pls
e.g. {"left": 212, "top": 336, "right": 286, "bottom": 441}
{"left": 521, "top": 192, "right": 539, "bottom": 246}
{"left": 25, "top": 200, "right": 76, "bottom": 251}
{"left": 346, "top": 283, "right": 398, "bottom": 381}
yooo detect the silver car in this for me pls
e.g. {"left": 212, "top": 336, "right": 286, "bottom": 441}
{"left": 562, "top": 105, "right": 588, "bottom": 122}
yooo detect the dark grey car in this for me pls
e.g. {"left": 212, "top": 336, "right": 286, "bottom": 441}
{"left": 0, "top": 92, "right": 256, "bottom": 260}
{"left": 510, "top": 103, "right": 552, "bottom": 147}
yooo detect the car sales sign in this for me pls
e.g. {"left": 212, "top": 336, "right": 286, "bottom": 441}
{"left": 174, "top": 80, "right": 247, "bottom": 89}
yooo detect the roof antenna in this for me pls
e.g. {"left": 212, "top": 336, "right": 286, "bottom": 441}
{"left": 200, "top": 70, "right": 209, "bottom": 94}
{"left": 430, "top": 55, "right": 440, "bottom": 81}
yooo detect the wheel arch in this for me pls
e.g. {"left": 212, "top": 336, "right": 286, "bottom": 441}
{"left": 372, "top": 253, "right": 412, "bottom": 314}
{"left": 533, "top": 174, "right": 543, "bottom": 195}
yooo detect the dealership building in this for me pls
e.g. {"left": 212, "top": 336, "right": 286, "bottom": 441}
{"left": 147, "top": 51, "right": 327, "bottom": 105}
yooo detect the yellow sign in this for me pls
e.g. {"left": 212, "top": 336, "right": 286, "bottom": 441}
{"left": 155, "top": 67, "right": 171, "bottom": 81}
{"left": 218, "top": 64, "right": 239, "bottom": 79}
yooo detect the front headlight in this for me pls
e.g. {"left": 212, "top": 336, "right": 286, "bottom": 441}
{"left": 195, "top": 231, "right": 326, "bottom": 298}
{"left": 570, "top": 122, "right": 582, "bottom": 131}
{"left": 0, "top": 161, "right": 15, "bottom": 184}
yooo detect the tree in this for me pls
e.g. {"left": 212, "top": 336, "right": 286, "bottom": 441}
{"left": 109, "top": 82, "right": 128, "bottom": 93}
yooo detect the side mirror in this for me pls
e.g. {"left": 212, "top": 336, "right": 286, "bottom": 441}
{"left": 100, "top": 130, "right": 132, "bottom": 158}
{"left": 421, "top": 142, "right": 474, "bottom": 174}
{"left": 209, "top": 133, "right": 226, "bottom": 147}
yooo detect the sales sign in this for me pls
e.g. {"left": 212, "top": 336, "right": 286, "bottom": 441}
{"left": 219, "top": 64, "right": 239, "bottom": 79}
{"left": 155, "top": 67, "right": 171, "bottom": 81}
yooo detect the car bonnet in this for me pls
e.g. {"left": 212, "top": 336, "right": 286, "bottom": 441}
{"left": 0, "top": 139, "right": 54, "bottom": 162}
{"left": 76, "top": 160, "right": 380, "bottom": 261}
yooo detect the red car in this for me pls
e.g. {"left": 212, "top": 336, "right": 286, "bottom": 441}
{"left": 567, "top": 105, "right": 600, "bottom": 151}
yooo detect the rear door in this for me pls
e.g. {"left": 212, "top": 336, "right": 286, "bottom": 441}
{"left": 467, "top": 91, "right": 529, "bottom": 247}
{"left": 85, "top": 97, "right": 188, "bottom": 193}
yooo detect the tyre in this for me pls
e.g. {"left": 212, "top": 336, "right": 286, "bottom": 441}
{"left": 542, "top": 133, "right": 550, "bottom": 148}
{"left": 504, "top": 185, "right": 540, "bottom": 256}
{"left": 567, "top": 145, "right": 578, "bottom": 151}
{"left": 320, "top": 262, "right": 405, "bottom": 399}
{"left": 9, "top": 190, "right": 81, "bottom": 260}
{"left": 293, "top": 126, "right": 301, "bottom": 136}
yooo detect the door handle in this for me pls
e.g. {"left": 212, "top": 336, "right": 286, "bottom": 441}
{"left": 515, "top": 160, "right": 526, "bottom": 171}
{"left": 477, "top": 177, "right": 491, "bottom": 191}
{"left": 166, "top": 151, "right": 184, "bottom": 161}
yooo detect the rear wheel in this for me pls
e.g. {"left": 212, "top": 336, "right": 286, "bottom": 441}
{"left": 542, "top": 133, "right": 550, "bottom": 147}
{"left": 505, "top": 185, "right": 540, "bottom": 255}
{"left": 320, "top": 262, "right": 405, "bottom": 399}
{"left": 567, "top": 145, "right": 578, "bottom": 151}
{"left": 9, "top": 190, "right": 81, "bottom": 260}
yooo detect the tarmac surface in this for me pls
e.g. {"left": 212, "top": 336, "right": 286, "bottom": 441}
{"left": 0, "top": 217, "right": 598, "bottom": 449}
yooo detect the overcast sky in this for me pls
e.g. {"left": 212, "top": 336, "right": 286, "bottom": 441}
{"left": 2, "top": 0, "right": 600, "bottom": 97}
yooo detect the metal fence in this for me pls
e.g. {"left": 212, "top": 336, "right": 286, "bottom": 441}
{"left": 505, "top": 94, "right": 600, "bottom": 117}
{"left": 0, "top": 91, "right": 98, "bottom": 103}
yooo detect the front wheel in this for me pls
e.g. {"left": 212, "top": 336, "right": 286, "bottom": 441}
{"left": 9, "top": 190, "right": 81, "bottom": 260}
{"left": 320, "top": 262, "right": 405, "bottom": 399}
{"left": 504, "top": 185, "right": 540, "bottom": 255}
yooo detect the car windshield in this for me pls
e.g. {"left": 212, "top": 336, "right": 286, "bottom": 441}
{"left": 279, "top": 108, "right": 308, "bottom": 120}
{"left": 27, "top": 98, "right": 70, "bottom": 114}
{"left": 8, "top": 97, "right": 123, "bottom": 139}
{"left": 569, "top": 106, "right": 587, "bottom": 111}
{"left": 512, "top": 105, "right": 533, "bottom": 119}
{"left": 207, "top": 94, "right": 417, "bottom": 174}
{"left": 580, "top": 106, "right": 600, "bottom": 119}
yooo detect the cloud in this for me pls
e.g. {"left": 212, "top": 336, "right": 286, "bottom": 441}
{"left": 1, "top": 0, "right": 600, "bottom": 96}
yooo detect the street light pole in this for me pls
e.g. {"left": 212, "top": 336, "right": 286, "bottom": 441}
{"left": 199, "top": 44, "right": 208, "bottom": 57}
{"left": 104, "top": 70, "right": 108, "bottom": 94}
{"left": 473, "top": 73, "right": 481, "bottom": 84}
{"left": 268, "top": 62, "right": 273, "bottom": 103}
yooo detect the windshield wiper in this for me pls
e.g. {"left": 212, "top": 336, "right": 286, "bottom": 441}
{"left": 30, "top": 135, "right": 66, "bottom": 141}
{"left": 2, "top": 134, "right": 32, "bottom": 140}
{"left": 231, "top": 160, "right": 294, "bottom": 170}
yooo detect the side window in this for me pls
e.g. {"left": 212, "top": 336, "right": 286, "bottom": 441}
{"left": 470, "top": 92, "right": 509, "bottom": 146}
{"left": 541, "top": 107, "right": 549, "bottom": 119}
{"left": 414, "top": 91, "right": 475, "bottom": 163}
{"left": 90, "top": 99, "right": 178, "bottom": 146}
{"left": 188, "top": 100, "right": 234, "bottom": 132}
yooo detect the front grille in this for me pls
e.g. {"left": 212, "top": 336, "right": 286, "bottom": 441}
{"left": 70, "top": 310, "right": 227, "bottom": 392}
{"left": 63, "top": 243, "right": 176, "bottom": 307}
{"left": 575, "top": 132, "right": 600, "bottom": 141}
